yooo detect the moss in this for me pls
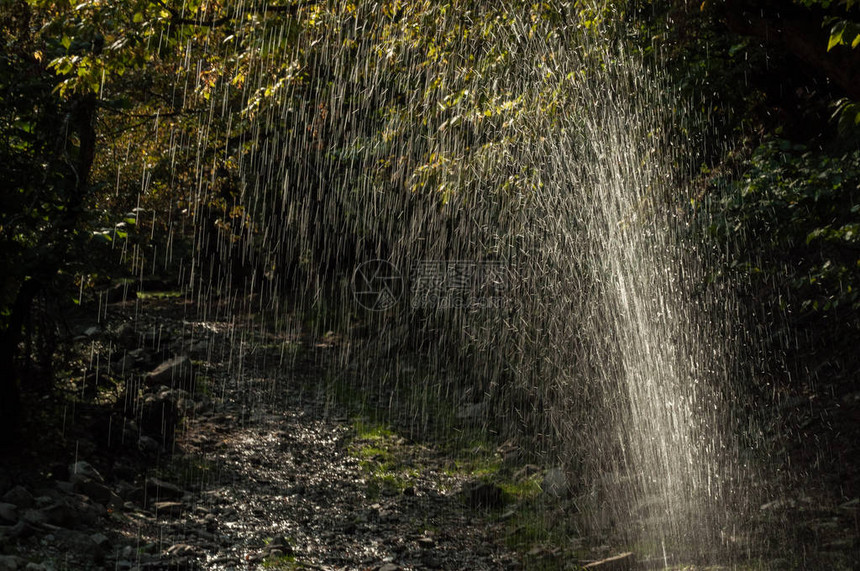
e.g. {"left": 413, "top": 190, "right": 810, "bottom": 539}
{"left": 261, "top": 554, "right": 298, "bottom": 569}
{"left": 136, "top": 290, "right": 182, "bottom": 299}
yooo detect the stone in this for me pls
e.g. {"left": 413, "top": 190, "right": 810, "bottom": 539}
{"left": 103, "top": 282, "right": 136, "bottom": 304}
{"left": 113, "top": 323, "right": 138, "bottom": 348}
{"left": 2, "top": 486, "right": 35, "bottom": 509}
{"left": 90, "top": 532, "right": 109, "bottom": 546}
{"left": 421, "top": 553, "right": 444, "bottom": 569}
{"left": 165, "top": 544, "right": 197, "bottom": 558}
{"left": 21, "top": 508, "right": 47, "bottom": 526}
{"left": 112, "top": 353, "right": 136, "bottom": 375}
{"left": 71, "top": 477, "right": 113, "bottom": 505}
{"left": 456, "top": 401, "right": 488, "bottom": 420}
{"left": 55, "top": 481, "right": 75, "bottom": 495}
{"left": 0, "top": 503, "right": 18, "bottom": 524}
{"left": 0, "top": 520, "right": 35, "bottom": 539}
{"left": 513, "top": 464, "right": 541, "bottom": 481}
{"left": 379, "top": 563, "right": 400, "bottom": 571}
{"left": 39, "top": 502, "right": 77, "bottom": 527}
{"left": 139, "top": 392, "right": 180, "bottom": 449}
{"left": 152, "top": 501, "right": 184, "bottom": 517}
{"left": 0, "top": 555, "right": 21, "bottom": 571}
{"left": 55, "top": 528, "right": 104, "bottom": 559}
{"left": 541, "top": 467, "right": 569, "bottom": 497}
{"left": 69, "top": 461, "right": 104, "bottom": 483}
{"left": 463, "top": 482, "right": 505, "bottom": 509}
{"left": 144, "top": 478, "right": 185, "bottom": 501}
{"left": 23, "top": 564, "right": 47, "bottom": 571}
{"left": 137, "top": 435, "right": 161, "bottom": 454}
{"left": 144, "top": 356, "right": 194, "bottom": 392}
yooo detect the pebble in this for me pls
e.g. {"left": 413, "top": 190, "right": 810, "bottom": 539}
{"left": 69, "top": 461, "right": 104, "bottom": 483}
{"left": 2, "top": 486, "right": 35, "bottom": 509}
{"left": 0, "top": 503, "right": 18, "bottom": 524}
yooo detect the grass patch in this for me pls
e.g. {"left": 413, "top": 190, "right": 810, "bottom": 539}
{"left": 353, "top": 419, "right": 396, "bottom": 441}
{"left": 498, "top": 474, "right": 543, "bottom": 501}
{"left": 261, "top": 554, "right": 299, "bottom": 569}
{"left": 347, "top": 419, "right": 418, "bottom": 499}
{"left": 136, "top": 290, "right": 182, "bottom": 299}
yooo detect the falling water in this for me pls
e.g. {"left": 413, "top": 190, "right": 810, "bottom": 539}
{"left": 167, "top": 1, "right": 755, "bottom": 564}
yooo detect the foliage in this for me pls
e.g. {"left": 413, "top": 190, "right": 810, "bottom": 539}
{"left": 706, "top": 139, "right": 860, "bottom": 380}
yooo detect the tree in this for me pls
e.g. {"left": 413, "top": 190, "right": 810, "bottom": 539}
{"left": 1, "top": 0, "right": 97, "bottom": 442}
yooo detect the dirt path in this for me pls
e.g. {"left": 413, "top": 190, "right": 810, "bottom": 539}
{"left": 100, "top": 302, "right": 524, "bottom": 570}
{"left": 152, "top": 380, "right": 522, "bottom": 570}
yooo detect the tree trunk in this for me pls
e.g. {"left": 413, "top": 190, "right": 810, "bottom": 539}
{"left": 0, "top": 94, "right": 96, "bottom": 446}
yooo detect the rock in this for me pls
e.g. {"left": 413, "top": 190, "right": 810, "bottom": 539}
{"left": 184, "top": 339, "right": 210, "bottom": 360}
{"left": 0, "top": 503, "right": 18, "bottom": 524}
{"left": 69, "top": 461, "right": 104, "bottom": 483}
{"left": 421, "top": 553, "right": 444, "bottom": 569}
{"left": 103, "top": 282, "right": 136, "bottom": 304}
{"left": 21, "top": 508, "right": 47, "bottom": 526}
{"left": 23, "top": 564, "right": 47, "bottom": 571}
{"left": 144, "top": 356, "right": 194, "bottom": 392}
{"left": 90, "top": 532, "right": 109, "bottom": 547}
{"left": 463, "top": 481, "right": 505, "bottom": 509}
{"left": 2, "top": 486, "right": 35, "bottom": 509}
{"left": 0, "top": 555, "right": 21, "bottom": 570}
{"left": 113, "top": 323, "right": 138, "bottom": 348}
{"left": 152, "top": 501, "right": 184, "bottom": 517}
{"left": 39, "top": 501, "right": 79, "bottom": 528}
{"left": 541, "top": 467, "right": 568, "bottom": 497}
{"left": 583, "top": 552, "right": 635, "bottom": 570}
{"left": 137, "top": 435, "right": 161, "bottom": 455}
{"left": 55, "top": 528, "right": 104, "bottom": 560}
{"left": 48, "top": 463, "right": 70, "bottom": 481}
{"left": 379, "top": 563, "right": 400, "bottom": 571}
{"left": 165, "top": 543, "right": 197, "bottom": 558}
{"left": 55, "top": 481, "right": 75, "bottom": 495}
{"left": 128, "top": 347, "right": 150, "bottom": 362}
{"left": 144, "top": 478, "right": 185, "bottom": 501}
{"left": 839, "top": 498, "right": 859, "bottom": 510}
{"left": 112, "top": 353, "right": 136, "bottom": 375}
{"left": 456, "top": 401, "right": 488, "bottom": 420}
{"left": 513, "top": 464, "right": 541, "bottom": 481}
{"left": 139, "top": 392, "right": 180, "bottom": 449}
{"left": 0, "top": 520, "right": 35, "bottom": 539}
{"left": 83, "top": 325, "right": 101, "bottom": 337}
{"left": 261, "top": 535, "right": 294, "bottom": 557}
{"left": 71, "top": 477, "right": 113, "bottom": 505}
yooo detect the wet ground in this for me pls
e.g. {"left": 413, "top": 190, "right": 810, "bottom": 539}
{"left": 1, "top": 297, "right": 858, "bottom": 570}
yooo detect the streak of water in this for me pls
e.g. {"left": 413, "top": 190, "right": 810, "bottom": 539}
{"left": 168, "top": 1, "right": 758, "bottom": 564}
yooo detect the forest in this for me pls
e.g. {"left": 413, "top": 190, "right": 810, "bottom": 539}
{"left": 1, "top": 0, "right": 859, "bottom": 569}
